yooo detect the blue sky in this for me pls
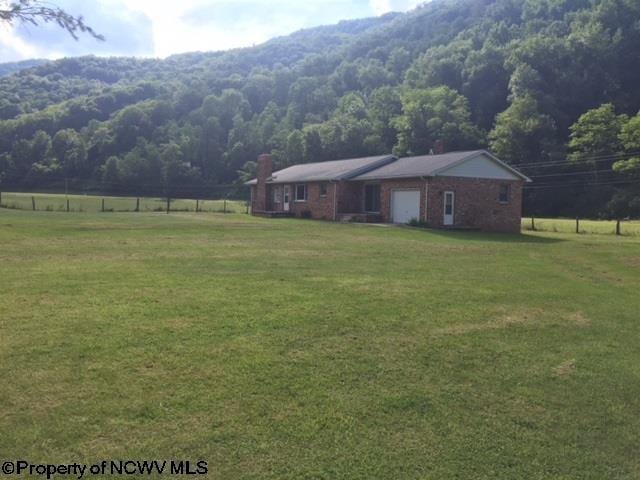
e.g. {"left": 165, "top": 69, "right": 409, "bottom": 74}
{"left": 0, "top": 0, "right": 424, "bottom": 62}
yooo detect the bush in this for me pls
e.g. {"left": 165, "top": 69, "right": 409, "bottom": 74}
{"left": 407, "top": 218, "right": 428, "bottom": 228}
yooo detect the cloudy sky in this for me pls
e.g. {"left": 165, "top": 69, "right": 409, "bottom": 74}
{"left": 0, "top": 0, "right": 424, "bottom": 62}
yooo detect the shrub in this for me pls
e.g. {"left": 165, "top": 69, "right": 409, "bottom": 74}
{"left": 407, "top": 218, "right": 428, "bottom": 228}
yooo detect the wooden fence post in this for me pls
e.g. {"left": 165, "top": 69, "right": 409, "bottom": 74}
{"left": 196, "top": 199, "right": 199, "bottom": 213}
{"left": 102, "top": 198, "right": 105, "bottom": 212}
{"left": 575, "top": 218, "right": 579, "bottom": 234}
{"left": 166, "top": 197, "right": 170, "bottom": 214}
{"left": 66, "top": 198, "right": 70, "bottom": 212}
{"left": 136, "top": 197, "right": 140, "bottom": 212}
{"left": 616, "top": 219, "right": 621, "bottom": 236}
{"left": 224, "top": 199, "right": 227, "bottom": 214}
{"left": 531, "top": 216, "right": 535, "bottom": 231}
{"left": 32, "top": 196, "right": 36, "bottom": 211}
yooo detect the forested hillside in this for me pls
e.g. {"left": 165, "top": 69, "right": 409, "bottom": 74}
{"left": 0, "top": 59, "right": 48, "bottom": 77}
{"left": 1, "top": 0, "right": 639, "bottom": 216}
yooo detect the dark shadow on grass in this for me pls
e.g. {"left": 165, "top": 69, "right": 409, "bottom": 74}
{"left": 412, "top": 227, "right": 565, "bottom": 244}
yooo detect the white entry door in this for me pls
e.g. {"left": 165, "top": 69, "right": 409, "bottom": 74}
{"left": 392, "top": 190, "right": 420, "bottom": 224}
{"left": 443, "top": 191, "right": 454, "bottom": 226}
{"left": 283, "top": 186, "right": 290, "bottom": 212}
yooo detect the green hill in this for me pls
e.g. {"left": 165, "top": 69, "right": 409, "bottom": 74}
{"left": 0, "top": 0, "right": 639, "bottom": 216}
{"left": 0, "top": 59, "right": 48, "bottom": 77}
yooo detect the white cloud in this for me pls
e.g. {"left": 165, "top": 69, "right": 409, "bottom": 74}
{"left": 369, "top": 0, "right": 423, "bottom": 16}
{"left": 0, "top": 24, "right": 43, "bottom": 61}
{"left": 369, "top": 0, "right": 392, "bottom": 16}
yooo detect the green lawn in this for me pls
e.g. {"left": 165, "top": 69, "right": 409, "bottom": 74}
{"left": 523, "top": 217, "right": 640, "bottom": 236}
{"left": 1, "top": 210, "right": 639, "bottom": 479}
{"left": 0, "top": 191, "right": 247, "bottom": 213}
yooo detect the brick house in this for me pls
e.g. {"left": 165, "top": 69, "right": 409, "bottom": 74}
{"left": 247, "top": 150, "right": 531, "bottom": 233}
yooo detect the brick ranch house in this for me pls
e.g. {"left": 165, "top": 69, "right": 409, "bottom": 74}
{"left": 247, "top": 150, "right": 531, "bottom": 233}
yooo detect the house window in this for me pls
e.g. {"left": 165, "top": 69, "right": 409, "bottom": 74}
{"left": 295, "top": 184, "right": 307, "bottom": 202}
{"left": 499, "top": 184, "right": 511, "bottom": 204}
{"left": 319, "top": 183, "right": 328, "bottom": 197}
{"left": 364, "top": 184, "right": 381, "bottom": 213}
{"left": 272, "top": 187, "right": 281, "bottom": 204}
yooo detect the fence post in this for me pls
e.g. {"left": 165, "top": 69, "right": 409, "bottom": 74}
{"left": 102, "top": 198, "right": 105, "bottom": 212}
{"left": 166, "top": 197, "right": 170, "bottom": 214}
{"left": 616, "top": 219, "right": 621, "bottom": 236}
{"left": 224, "top": 199, "right": 227, "bottom": 214}
{"left": 575, "top": 218, "right": 579, "bottom": 234}
{"left": 32, "top": 196, "right": 36, "bottom": 211}
{"left": 136, "top": 197, "right": 140, "bottom": 212}
{"left": 66, "top": 198, "right": 70, "bottom": 212}
{"left": 196, "top": 199, "right": 199, "bottom": 213}
{"left": 531, "top": 216, "right": 535, "bottom": 231}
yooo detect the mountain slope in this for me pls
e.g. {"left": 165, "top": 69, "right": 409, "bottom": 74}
{"left": 0, "top": 59, "right": 48, "bottom": 77}
{"left": 0, "top": 0, "right": 639, "bottom": 216}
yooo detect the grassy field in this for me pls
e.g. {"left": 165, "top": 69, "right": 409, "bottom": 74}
{"left": 0, "top": 191, "right": 247, "bottom": 213}
{"left": 1, "top": 210, "right": 639, "bottom": 479}
{"left": 523, "top": 217, "right": 640, "bottom": 236}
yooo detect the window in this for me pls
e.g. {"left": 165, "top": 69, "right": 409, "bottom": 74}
{"left": 319, "top": 183, "right": 328, "bottom": 197}
{"left": 272, "top": 187, "right": 281, "bottom": 203}
{"left": 364, "top": 184, "right": 381, "bottom": 213}
{"left": 499, "top": 184, "right": 511, "bottom": 203}
{"left": 295, "top": 184, "right": 307, "bottom": 202}
{"left": 444, "top": 192, "right": 454, "bottom": 215}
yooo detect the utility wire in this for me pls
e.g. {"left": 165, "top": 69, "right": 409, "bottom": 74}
{"left": 524, "top": 179, "right": 637, "bottom": 190}
{"left": 513, "top": 151, "right": 640, "bottom": 169}
{"left": 529, "top": 169, "right": 621, "bottom": 179}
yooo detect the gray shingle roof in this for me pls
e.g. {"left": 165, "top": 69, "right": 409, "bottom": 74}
{"left": 353, "top": 150, "right": 480, "bottom": 180}
{"left": 247, "top": 155, "right": 396, "bottom": 184}
{"left": 352, "top": 150, "right": 530, "bottom": 181}
{"left": 246, "top": 150, "right": 530, "bottom": 185}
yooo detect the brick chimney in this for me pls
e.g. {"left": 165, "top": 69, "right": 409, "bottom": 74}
{"left": 434, "top": 140, "right": 445, "bottom": 155}
{"left": 254, "top": 154, "right": 272, "bottom": 212}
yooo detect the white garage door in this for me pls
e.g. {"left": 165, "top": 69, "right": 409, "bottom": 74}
{"left": 392, "top": 190, "right": 420, "bottom": 224}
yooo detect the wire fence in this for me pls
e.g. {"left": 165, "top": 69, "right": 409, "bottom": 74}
{"left": 523, "top": 217, "right": 640, "bottom": 236}
{"left": 0, "top": 192, "right": 249, "bottom": 214}
{"left": 3, "top": 192, "right": 640, "bottom": 236}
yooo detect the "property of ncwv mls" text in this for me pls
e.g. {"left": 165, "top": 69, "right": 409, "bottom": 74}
{"left": 1, "top": 459, "right": 208, "bottom": 478}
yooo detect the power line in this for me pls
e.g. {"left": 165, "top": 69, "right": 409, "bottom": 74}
{"left": 513, "top": 151, "right": 640, "bottom": 169}
{"left": 529, "top": 169, "right": 620, "bottom": 179}
{"left": 524, "top": 179, "right": 638, "bottom": 190}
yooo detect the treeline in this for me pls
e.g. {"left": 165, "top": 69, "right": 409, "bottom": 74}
{"left": 0, "top": 0, "right": 639, "bottom": 217}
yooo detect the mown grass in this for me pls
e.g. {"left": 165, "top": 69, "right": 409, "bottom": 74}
{"left": 1, "top": 210, "right": 639, "bottom": 479}
{"left": 523, "top": 217, "right": 640, "bottom": 236}
{"left": 0, "top": 191, "right": 247, "bottom": 213}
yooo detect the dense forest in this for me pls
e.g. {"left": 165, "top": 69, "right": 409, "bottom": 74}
{"left": 0, "top": 0, "right": 639, "bottom": 217}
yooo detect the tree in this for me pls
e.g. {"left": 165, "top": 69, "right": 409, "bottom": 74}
{"left": 393, "top": 87, "right": 483, "bottom": 157}
{"left": 568, "top": 104, "right": 627, "bottom": 163}
{"left": 52, "top": 129, "right": 87, "bottom": 175}
{"left": 0, "top": 0, "right": 104, "bottom": 40}
{"left": 283, "top": 130, "right": 304, "bottom": 166}
{"left": 489, "top": 95, "right": 557, "bottom": 164}
{"left": 101, "top": 156, "right": 121, "bottom": 186}
{"left": 612, "top": 114, "right": 640, "bottom": 175}
{"left": 368, "top": 87, "right": 402, "bottom": 151}
{"left": 302, "top": 125, "right": 323, "bottom": 163}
